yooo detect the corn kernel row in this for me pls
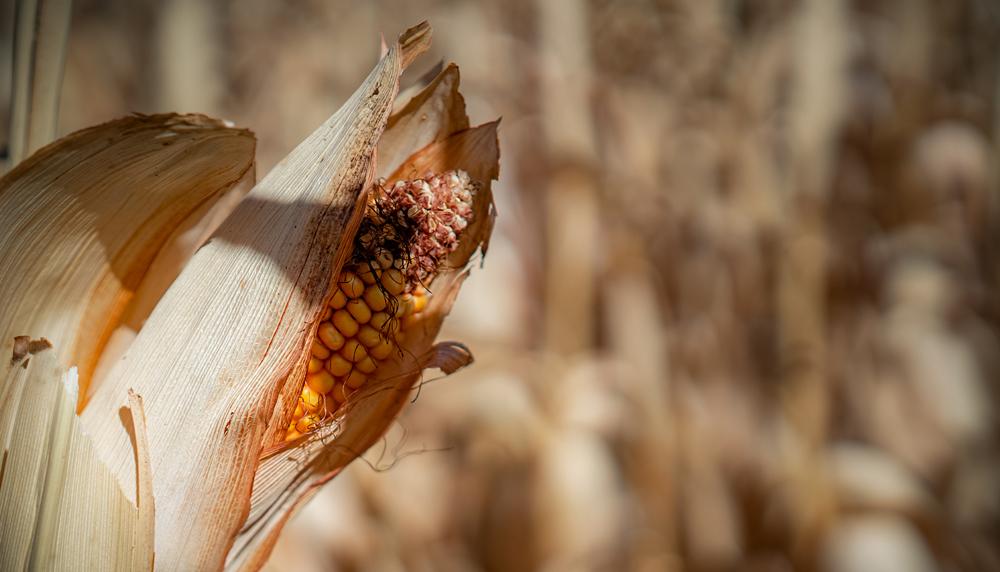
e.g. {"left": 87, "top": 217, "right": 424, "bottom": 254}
{"left": 285, "top": 254, "right": 428, "bottom": 440}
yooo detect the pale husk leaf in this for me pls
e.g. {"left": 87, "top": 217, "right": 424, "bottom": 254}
{"left": 377, "top": 62, "right": 469, "bottom": 178}
{"left": 228, "top": 119, "right": 500, "bottom": 571}
{"left": 0, "top": 113, "right": 256, "bottom": 404}
{"left": 0, "top": 348, "right": 154, "bottom": 571}
{"left": 79, "top": 23, "right": 432, "bottom": 571}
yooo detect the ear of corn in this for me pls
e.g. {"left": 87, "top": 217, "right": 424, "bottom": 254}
{"left": 231, "top": 114, "right": 499, "bottom": 571}
{"left": 77, "top": 24, "right": 432, "bottom": 571}
{"left": 285, "top": 170, "right": 475, "bottom": 440}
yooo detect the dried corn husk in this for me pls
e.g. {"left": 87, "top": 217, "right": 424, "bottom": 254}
{"left": 0, "top": 114, "right": 256, "bottom": 404}
{"left": 0, "top": 114, "right": 254, "bottom": 569}
{"left": 77, "top": 23, "right": 476, "bottom": 571}
{"left": 2, "top": 20, "right": 497, "bottom": 571}
{"left": 1, "top": 350, "right": 154, "bottom": 571}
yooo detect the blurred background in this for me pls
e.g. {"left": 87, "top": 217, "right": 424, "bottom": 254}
{"left": 3, "top": 0, "right": 1000, "bottom": 570}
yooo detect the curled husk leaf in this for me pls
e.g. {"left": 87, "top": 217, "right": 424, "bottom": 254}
{"left": 0, "top": 114, "right": 256, "bottom": 405}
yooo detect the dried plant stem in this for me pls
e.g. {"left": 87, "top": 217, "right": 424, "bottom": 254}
{"left": 778, "top": 0, "right": 849, "bottom": 562}
{"left": 156, "top": 0, "right": 222, "bottom": 115}
{"left": 538, "top": 0, "right": 599, "bottom": 358}
{"left": 9, "top": 0, "right": 72, "bottom": 166}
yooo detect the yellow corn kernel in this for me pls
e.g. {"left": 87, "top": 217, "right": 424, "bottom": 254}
{"left": 369, "top": 312, "right": 398, "bottom": 334}
{"left": 321, "top": 307, "right": 332, "bottom": 320}
{"left": 402, "top": 314, "right": 421, "bottom": 331}
{"left": 301, "top": 385, "right": 322, "bottom": 412}
{"left": 293, "top": 403, "right": 305, "bottom": 419}
{"left": 321, "top": 395, "right": 340, "bottom": 417}
{"left": 306, "top": 370, "right": 336, "bottom": 394}
{"left": 308, "top": 357, "right": 324, "bottom": 373}
{"left": 357, "top": 263, "right": 378, "bottom": 285}
{"left": 345, "top": 298, "right": 372, "bottom": 324}
{"left": 317, "top": 321, "right": 345, "bottom": 351}
{"left": 332, "top": 309, "right": 359, "bottom": 337}
{"left": 363, "top": 284, "right": 388, "bottom": 312}
{"left": 296, "top": 414, "right": 321, "bottom": 434}
{"left": 285, "top": 429, "right": 302, "bottom": 441}
{"left": 339, "top": 271, "right": 365, "bottom": 298}
{"left": 332, "top": 382, "right": 350, "bottom": 403}
{"left": 412, "top": 291, "right": 428, "bottom": 313}
{"left": 340, "top": 339, "right": 368, "bottom": 363}
{"left": 326, "top": 353, "right": 352, "bottom": 377}
{"left": 395, "top": 294, "right": 413, "bottom": 318}
{"left": 380, "top": 268, "right": 406, "bottom": 295}
{"left": 369, "top": 337, "right": 394, "bottom": 360}
{"left": 357, "top": 325, "right": 381, "bottom": 348}
{"left": 356, "top": 356, "right": 377, "bottom": 374}
{"left": 329, "top": 288, "right": 348, "bottom": 309}
{"left": 311, "top": 340, "right": 330, "bottom": 360}
{"left": 344, "top": 369, "right": 367, "bottom": 389}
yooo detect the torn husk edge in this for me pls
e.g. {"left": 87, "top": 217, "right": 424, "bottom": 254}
{"left": 78, "top": 22, "right": 431, "bottom": 571}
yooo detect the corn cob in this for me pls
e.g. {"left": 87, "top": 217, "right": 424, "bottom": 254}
{"left": 286, "top": 169, "right": 475, "bottom": 439}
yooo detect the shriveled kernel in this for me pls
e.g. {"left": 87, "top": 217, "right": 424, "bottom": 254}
{"left": 346, "top": 298, "right": 372, "bottom": 324}
{"left": 301, "top": 386, "right": 322, "bottom": 412}
{"left": 380, "top": 268, "right": 406, "bottom": 295}
{"left": 369, "top": 338, "right": 394, "bottom": 360}
{"left": 296, "top": 414, "right": 321, "bottom": 434}
{"left": 357, "top": 325, "right": 382, "bottom": 348}
{"left": 339, "top": 271, "right": 365, "bottom": 298}
{"left": 332, "top": 309, "right": 359, "bottom": 337}
{"left": 344, "top": 369, "right": 367, "bottom": 389}
{"left": 375, "top": 250, "right": 394, "bottom": 270}
{"left": 332, "top": 383, "right": 350, "bottom": 403}
{"left": 321, "top": 307, "right": 332, "bottom": 321}
{"left": 311, "top": 340, "right": 331, "bottom": 359}
{"left": 329, "top": 288, "right": 348, "bottom": 309}
{"left": 317, "top": 321, "right": 345, "bottom": 351}
{"left": 326, "top": 354, "right": 352, "bottom": 377}
{"left": 341, "top": 339, "right": 367, "bottom": 363}
{"left": 363, "top": 284, "right": 388, "bottom": 312}
{"left": 307, "top": 370, "right": 336, "bottom": 394}
{"left": 308, "top": 357, "right": 324, "bottom": 374}
{"left": 356, "top": 356, "right": 377, "bottom": 374}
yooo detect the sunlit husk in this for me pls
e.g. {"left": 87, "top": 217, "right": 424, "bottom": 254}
{"left": 0, "top": 113, "right": 256, "bottom": 404}
{"left": 227, "top": 87, "right": 500, "bottom": 570}
{"left": 0, "top": 351, "right": 154, "bottom": 571}
{"left": 79, "top": 23, "right": 432, "bottom": 571}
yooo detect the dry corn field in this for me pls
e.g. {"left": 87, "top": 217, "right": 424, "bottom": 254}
{"left": 2, "top": 0, "right": 1000, "bottom": 571}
